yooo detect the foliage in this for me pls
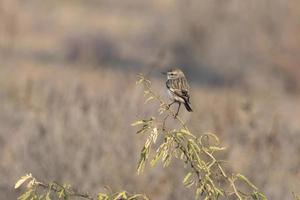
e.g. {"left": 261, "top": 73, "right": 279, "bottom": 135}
{"left": 15, "top": 174, "right": 148, "bottom": 200}
{"left": 132, "top": 74, "right": 267, "bottom": 200}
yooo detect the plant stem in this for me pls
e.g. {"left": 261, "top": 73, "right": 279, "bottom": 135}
{"left": 36, "top": 181, "right": 94, "bottom": 200}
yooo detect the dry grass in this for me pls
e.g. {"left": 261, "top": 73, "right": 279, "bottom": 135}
{"left": 0, "top": 65, "right": 299, "bottom": 199}
{"left": 1, "top": 0, "right": 300, "bottom": 199}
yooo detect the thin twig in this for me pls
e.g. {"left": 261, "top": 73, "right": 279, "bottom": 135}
{"left": 140, "top": 75, "right": 189, "bottom": 131}
{"left": 138, "top": 74, "right": 264, "bottom": 200}
{"left": 36, "top": 181, "right": 94, "bottom": 200}
{"left": 229, "top": 178, "right": 243, "bottom": 200}
{"left": 173, "top": 136, "right": 201, "bottom": 183}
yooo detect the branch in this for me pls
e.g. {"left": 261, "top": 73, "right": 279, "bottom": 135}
{"left": 15, "top": 174, "right": 149, "bottom": 200}
{"left": 137, "top": 74, "right": 189, "bottom": 131}
{"left": 37, "top": 181, "right": 94, "bottom": 200}
{"left": 134, "top": 74, "right": 267, "bottom": 200}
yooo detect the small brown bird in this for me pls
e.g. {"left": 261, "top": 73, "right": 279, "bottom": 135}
{"left": 162, "top": 68, "right": 193, "bottom": 117}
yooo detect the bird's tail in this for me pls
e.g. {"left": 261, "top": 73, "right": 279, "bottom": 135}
{"left": 184, "top": 102, "right": 193, "bottom": 112}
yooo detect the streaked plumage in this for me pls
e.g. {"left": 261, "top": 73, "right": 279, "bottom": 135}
{"left": 163, "top": 68, "right": 192, "bottom": 117}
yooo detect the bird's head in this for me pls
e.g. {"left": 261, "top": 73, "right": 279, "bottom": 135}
{"left": 162, "top": 68, "right": 185, "bottom": 79}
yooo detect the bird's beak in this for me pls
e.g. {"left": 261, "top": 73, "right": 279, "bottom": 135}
{"left": 161, "top": 72, "right": 167, "bottom": 75}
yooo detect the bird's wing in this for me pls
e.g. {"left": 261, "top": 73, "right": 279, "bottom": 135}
{"left": 169, "top": 88, "right": 190, "bottom": 102}
{"left": 178, "top": 78, "right": 190, "bottom": 101}
{"left": 167, "top": 78, "right": 191, "bottom": 102}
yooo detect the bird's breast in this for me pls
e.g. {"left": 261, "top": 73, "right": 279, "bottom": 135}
{"left": 167, "top": 89, "right": 185, "bottom": 103}
{"left": 167, "top": 89, "right": 174, "bottom": 99}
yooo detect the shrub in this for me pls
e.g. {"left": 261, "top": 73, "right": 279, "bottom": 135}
{"left": 15, "top": 74, "right": 267, "bottom": 200}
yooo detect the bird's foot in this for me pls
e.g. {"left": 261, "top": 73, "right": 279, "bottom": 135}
{"left": 165, "top": 104, "right": 171, "bottom": 110}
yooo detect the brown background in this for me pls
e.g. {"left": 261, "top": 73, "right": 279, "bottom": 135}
{"left": 0, "top": 0, "right": 300, "bottom": 199}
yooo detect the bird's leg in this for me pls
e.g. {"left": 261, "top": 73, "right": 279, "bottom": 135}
{"left": 175, "top": 103, "right": 181, "bottom": 118}
{"left": 167, "top": 101, "right": 175, "bottom": 109}
{"left": 162, "top": 114, "right": 169, "bottom": 131}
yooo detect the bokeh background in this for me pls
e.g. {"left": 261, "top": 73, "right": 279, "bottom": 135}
{"left": 1, "top": 0, "right": 300, "bottom": 199}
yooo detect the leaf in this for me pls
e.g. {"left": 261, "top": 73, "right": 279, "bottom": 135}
{"left": 144, "top": 96, "right": 154, "bottom": 104}
{"left": 17, "top": 189, "right": 33, "bottom": 200}
{"left": 236, "top": 174, "right": 258, "bottom": 190}
{"left": 137, "top": 158, "right": 145, "bottom": 175}
{"left": 179, "top": 129, "right": 195, "bottom": 138}
{"left": 180, "top": 152, "right": 186, "bottom": 160}
{"left": 158, "top": 107, "right": 165, "bottom": 115}
{"left": 251, "top": 192, "right": 259, "bottom": 200}
{"left": 128, "top": 194, "right": 147, "bottom": 200}
{"left": 251, "top": 191, "right": 267, "bottom": 200}
{"left": 209, "top": 146, "right": 226, "bottom": 151}
{"left": 152, "top": 127, "right": 158, "bottom": 143}
{"left": 162, "top": 154, "right": 171, "bottom": 167}
{"left": 214, "top": 187, "right": 225, "bottom": 196}
{"left": 15, "top": 174, "right": 32, "bottom": 189}
{"left": 113, "top": 192, "right": 126, "bottom": 200}
{"left": 183, "top": 172, "right": 193, "bottom": 185}
{"left": 175, "top": 133, "right": 185, "bottom": 144}
{"left": 195, "top": 186, "right": 204, "bottom": 199}
{"left": 188, "top": 139, "right": 201, "bottom": 153}
{"left": 131, "top": 120, "right": 145, "bottom": 126}
{"left": 58, "top": 189, "right": 65, "bottom": 198}
{"left": 137, "top": 146, "right": 149, "bottom": 174}
{"left": 217, "top": 163, "right": 227, "bottom": 178}
{"left": 26, "top": 180, "right": 35, "bottom": 189}
{"left": 145, "top": 138, "right": 151, "bottom": 148}
{"left": 137, "top": 126, "right": 150, "bottom": 134}
{"left": 201, "top": 132, "right": 220, "bottom": 145}
{"left": 136, "top": 74, "right": 144, "bottom": 84}
{"left": 98, "top": 193, "right": 109, "bottom": 200}
{"left": 185, "top": 180, "right": 195, "bottom": 188}
{"left": 45, "top": 192, "right": 51, "bottom": 200}
{"left": 151, "top": 147, "right": 164, "bottom": 166}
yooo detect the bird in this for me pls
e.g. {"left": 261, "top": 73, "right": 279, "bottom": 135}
{"left": 162, "top": 68, "right": 193, "bottom": 117}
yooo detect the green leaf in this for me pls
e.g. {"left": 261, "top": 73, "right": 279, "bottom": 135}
{"left": 236, "top": 174, "right": 258, "bottom": 190}
{"left": 251, "top": 191, "right": 267, "bottom": 200}
{"left": 209, "top": 146, "right": 226, "bottom": 151}
{"left": 128, "top": 194, "right": 148, "bottom": 200}
{"left": 113, "top": 192, "right": 126, "bottom": 200}
{"left": 188, "top": 139, "right": 201, "bottom": 153}
{"left": 17, "top": 189, "right": 33, "bottom": 200}
{"left": 151, "top": 127, "right": 158, "bottom": 143}
{"left": 45, "top": 192, "right": 51, "bottom": 200}
{"left": 137, "top": 146, "right": 149, "bottom": 174}
{"left": 137, "top": 126, "right": 150, "bottom": 134}
{"left": 131, "top": 120, "right": 145, "bottom": 126}
{"left": 179, "top": 129, "right": 195, "bottom": 138}
{"left": 214, "top": 187, "right": 224, "bottom": 196}
{"left": 217, "top": 163, "right": 227, "bottom": 178}
{"left": 15, "top": 174, "right": 32, "bottom": 189}
{"left": 162, "top": 154, "right": 171, "bottom": 167}
{"left": 195, "top": 186, "right": 204, "bottom": 199}
{"left": 26, "top": 180, "right": 36, "bottom": 189}
{"left": 98, "top": 193, "right": 109, "bottom": 200}
{"left": 180, "top": 152, "right": 186, "bottom": 160}
{"left": 185, "top": 180, "right": 195, "bottom": 188}
{"left": 183, "top": 172, "right": 193, "bottom": 185}
{"left": 151, "top": 145, "right": 165, "bottom": 166}
{"left": 58, "top": 188, "right": 67, "bottom": 199}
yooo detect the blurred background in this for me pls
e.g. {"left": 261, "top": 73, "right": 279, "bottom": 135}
{"left": 0, "top": 0, "right": 300, "bottom": 199}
